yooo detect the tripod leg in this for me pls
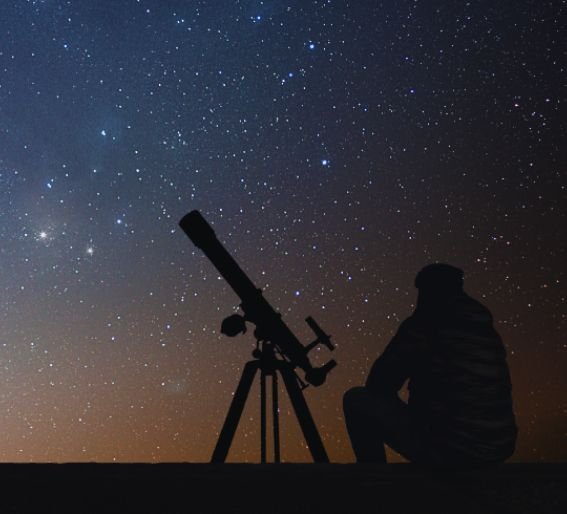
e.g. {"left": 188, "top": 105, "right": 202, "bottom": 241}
{"left": 272, "top": 372, "right": 280, "bottom": 463}
{"left": 211, "top": 360, "right": 259, "bottom": 463}
{"left": 280, "top": 366, "right": 330, "bottom": 463}
{"left": 260, "top": 370, "right": 267, "bottom": 463}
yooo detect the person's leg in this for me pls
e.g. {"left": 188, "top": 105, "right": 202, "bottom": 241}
{"left": 343, "top": 386, "right": 425, "bottom": 463}
{"left": 343, "top": 387, "right": 387, "bottom": 462}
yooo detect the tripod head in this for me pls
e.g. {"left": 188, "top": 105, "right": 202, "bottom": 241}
{"left": 179, "top": 210, "right": 337, "bottom": 387}
{"left": 221, "top": 312, "right": 335, "bottom": 387}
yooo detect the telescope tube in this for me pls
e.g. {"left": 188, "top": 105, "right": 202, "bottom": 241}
{"left": 179, "top": 210, "right": 334, "bottom": 385}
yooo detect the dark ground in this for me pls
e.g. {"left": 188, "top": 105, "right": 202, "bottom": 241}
{"left": 1, "top": 463, "right": 565, "bottom": 513}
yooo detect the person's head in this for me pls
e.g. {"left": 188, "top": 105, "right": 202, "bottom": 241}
{"left": 414, "top": 263, "right": 464, "bottom": 305}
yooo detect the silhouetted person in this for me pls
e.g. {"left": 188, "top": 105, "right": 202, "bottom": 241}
{"left": 343, "top": 263, "right": 517, "bottom": 466}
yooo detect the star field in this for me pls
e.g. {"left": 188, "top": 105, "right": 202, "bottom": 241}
{"left": 0, "top": 1, "right": 565, "bottom": 462}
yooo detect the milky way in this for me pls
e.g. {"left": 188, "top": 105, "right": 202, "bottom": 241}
{"left": 0, "top": 1, "right": 564, "bottom": 462}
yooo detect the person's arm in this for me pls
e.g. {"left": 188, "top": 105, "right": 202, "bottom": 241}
{"left": 365, "top": 318, "right": 420, "bottom": 395}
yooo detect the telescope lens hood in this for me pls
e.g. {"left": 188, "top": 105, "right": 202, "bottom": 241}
{"left": 179, "top": 210, "right": 216, "bottom": 249}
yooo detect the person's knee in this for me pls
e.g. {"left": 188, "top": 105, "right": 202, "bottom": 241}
{"left": 343, "top": 386, "right": 367, "bottom": 416}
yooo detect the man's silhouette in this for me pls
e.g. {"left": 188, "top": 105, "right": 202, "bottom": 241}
{"left": 343, "top": 263, "right": 517, "bottom": 465}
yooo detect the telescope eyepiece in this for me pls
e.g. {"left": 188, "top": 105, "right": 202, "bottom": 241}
{"left": 305, "top": 360, "right": 337, "bottom": 387}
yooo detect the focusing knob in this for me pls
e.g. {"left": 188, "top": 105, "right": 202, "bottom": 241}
{"left": 221, "top": 314, "right": 247, "bottom": 337}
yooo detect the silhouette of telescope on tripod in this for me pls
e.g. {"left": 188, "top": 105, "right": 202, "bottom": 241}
{"left": 179, "top": 210, "right": 337, "bottom": 462}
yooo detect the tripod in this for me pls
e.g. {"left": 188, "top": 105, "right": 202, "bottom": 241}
{"left": 211, "top": 341, "right": 330, "bottom": 463}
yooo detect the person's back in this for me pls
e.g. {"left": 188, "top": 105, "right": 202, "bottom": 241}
{"left": 406, "top": 292, "right": 517, "bottom": 464}
{"left": 345, "top": 263, "right": 517, "bottom": 466}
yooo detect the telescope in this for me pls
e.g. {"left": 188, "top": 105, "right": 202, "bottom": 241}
{"left": 179, "top": 210, "right": 337, "bottom": 462}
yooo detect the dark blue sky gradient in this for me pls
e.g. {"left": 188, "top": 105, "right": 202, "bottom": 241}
{"left": 0, "top": 1, "right": 565, "bottom": 462}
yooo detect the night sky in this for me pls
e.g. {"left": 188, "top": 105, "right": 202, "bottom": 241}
{"left": 1, "top": 1, "right": 565, "bottom": 463}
